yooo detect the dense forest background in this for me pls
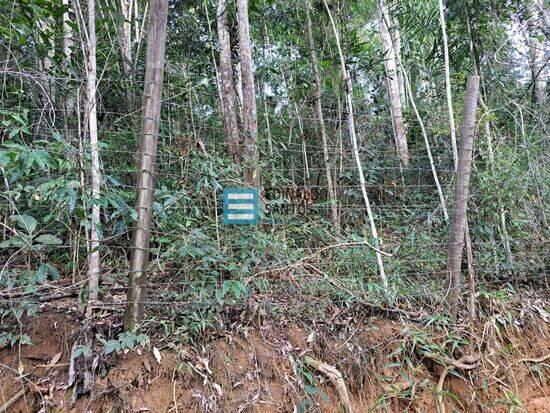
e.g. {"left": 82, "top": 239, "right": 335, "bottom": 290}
{"left": 0, "top": 0, "right": 548, "bottom": 409}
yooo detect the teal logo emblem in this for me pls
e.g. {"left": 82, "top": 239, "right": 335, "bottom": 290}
{"left": 223, "top": 188, "right": 259, "bottom": 225}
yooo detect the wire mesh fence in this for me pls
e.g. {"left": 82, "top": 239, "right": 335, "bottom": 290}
{"left": 1, "top": 70, "right": 548, "bottom": 331}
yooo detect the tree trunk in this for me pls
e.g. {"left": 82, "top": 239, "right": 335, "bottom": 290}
{"left": 380, "top": 12, "right": 449, "bottom": 222}
{"left": 438, "top": 0, "right": 458, "bottom": 169}
{"left": 84, "top": 0, "right": 101, "bottom": 306}
{"left": 398, "top": 66, "right": 449, "bottom": 221}
{"left": 447, "top": 75, "right": 480, "bottom": 320}
{"left": 305, "top": 0, "right": 339, "bottom": 230}
{"left": 439, "top": 0, "right": 476, "bottom": 317}
{"left": 204, "top": 1, "right": 224, "bottom": 128}
{"left": 464, "top": 220, "right": 476, "bottom": 320}
{"left": 125, "top": 0, "right": 168, "bottom": 332}
{"left": 217, "top": 0, "right": 241, "bottom": 161}
{"left": 323, "top": 0, "right": 387, "bottom": 288}
{"left": 527, "top": 0, "right": 547, "bottom": 104}
{"left": 119, "top": 0, "right": 134, "bottom": 109}
{"left": 378, "top": 0, "right": 409, "bottom": 167}
{"left": 236, "top": 0, "right": 260, "bottom": 187}
{"left": 393, "top": 22, "right": 406, "bottom": 109}
{"left": 261, "top": 23, "right": 274, "bottom": 158}
{"left": 62, "top": 0, "right": 76, "bottom": 139}
{"left": 37, "top": 15, "right": 55, "bottom": 88}
{"left": 63, "top": 0, "right": 74, "bottom": 72}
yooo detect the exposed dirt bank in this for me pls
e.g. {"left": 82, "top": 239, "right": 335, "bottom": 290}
{"left": 1, "top": 308, "right": 548, "bottom": 412}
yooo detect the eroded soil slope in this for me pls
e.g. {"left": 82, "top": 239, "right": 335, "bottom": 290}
{"left": 1, "top": 308, "right": 549, "bottom": 412}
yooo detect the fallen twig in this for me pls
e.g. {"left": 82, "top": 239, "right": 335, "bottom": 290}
{"left": 430, "top": 354, "right": 479, "bottom": 413}
{"left": 435, "top": 368, "right": 448, "bottom": 413}
{"left": 518, "top": 354, "right": 550, "bottom": 364}
{"left": 305, "top": 263, "right": 423, "bottom": 320}
{"left": 303, "top": 355, "right": 353, "bottom": 413}
{"left": 252, "top": 240, "right": 392, "bottom": 280}
{"left": 0, "top": 388, "right": 27, "bottom": 413}
{"left": 425, "top": 353, "right": 480, "bottom": 371}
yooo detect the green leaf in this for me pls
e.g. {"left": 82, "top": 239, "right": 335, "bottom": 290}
{"left": 137, "top": 334, "right": 149, "bottom": 346}
{"left": 0, "top": 238, "right": 25, "bottom": 248}
{"left": 11, "top": 214, "right": 37, "bottom": 233}
{"left": 0, "top": 151, "right": 10, "bottom": 167}
{"left": 35, "top": 234, "right": 63, "bottom": 245}
{"left": 73, "top": 345, "right": 91, "bottom": 358}
{"left": 46, "top": 263, "right": 60, "bottom": 280}
{"left": 36, "top": 263, "right": 60, "bottom": 281}
{"left": 8, "top": 128, "right": 20, "bottom": 138}
{"left": 304, "top": 384, "right": 318, "bottom": 395}
{"left": 36, "top": 264, "right": 48, "bottom": 283}
{"left": 19, "top": 334, "right": 32, "bottom": 345}
{"left": 104, "top": 340, "right": 120, "bottom": 354}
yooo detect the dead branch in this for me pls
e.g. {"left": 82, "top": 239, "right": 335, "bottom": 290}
{"left": 252, "top": 240, "right": 392, "bottom": 279}
{"left": 0, "top": 388, "right": 27, "bottom": 413}
{"left": 518, "top": 354, "right": 550, "bottom": 364}
{"left": 425, "top": 353, "right": 480, "bottom": 371}
{"left": 431, "top": 353, "right": 479, "bottom": 413}
{"left": 303, "top": 355, "right": 353, "bottom": 413}
{"left": 435, "top": 367, "right": 448, "bottom": 413}
{"left": 305, "top": 263, "right": 423, "bottom": 320}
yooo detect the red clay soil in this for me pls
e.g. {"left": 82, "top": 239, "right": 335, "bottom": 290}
{"left": 0, "top": 312, "right": 548, "bottom": 412}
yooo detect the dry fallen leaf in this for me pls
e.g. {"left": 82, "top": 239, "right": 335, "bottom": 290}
{"left": 212, "top": 382, "right": 223, "bottom": 396}
{"left": 153, "top": 347, "right": 162, "bottom": 364}
{"left": 47, "top": 352, "right": 62, "bottom": 367}
{"left": 143, "top": 358, "right": 152, "bottom": 372}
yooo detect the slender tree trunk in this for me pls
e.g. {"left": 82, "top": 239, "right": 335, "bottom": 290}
{"left": 393, "top": 22, "right": 406, "bottom": 110}
{"left": 119, "top": 0, "right": 134, "bottom": 109}
{"left": 447, "top": 76, "right": 480, "bottom": 320}
{"left": 124, "top": 0, "right": 168, "bottom": 332}
{"left": 84, "top": 0, "right": 101, "bottom": 307}
{"left": 235, "top": 61, "right": 244, "bottom": 116}
{"left": 62, "top": 0, "right": 79, "bottom": 278}
{"left": 305, "top": 0, "right": 339, "bottom": 230}
{"left": 465, "top": 220, "right": 476, "bottom": 320}
{"left": 134, "top": 0, "right": 148, "bottom": 71}
{"left": 62, "top": 0, "right": 76, "bottom": 138}
{"left": 388, "top": 14, "right": 406, "bottom": 107}
{"left": 262, "top": 84, "right": 273, "bottom": 157}
{"left": 204, "top": 1, "right": 224, "bottom": 124}
{"left": 380, "top": 10, "right": 449, "bottom": 221}
{"left": 438, "top": 0, "right": 458, "bottom": 169}
{"left": 439, "top": 0, "right": 476, "bottom": 316}
{"left": 294, "top": 103, "right": 310, "bottom": 183}
{"left": 323, "top": 0, "right": 387, "bottom": 288}
{"left": 401, "top": 66, "right": 449, "bottom": 221}
{"left": 217, "top": 0, "right": 241, "bottom": 161}
{"left": 38, "top": 15, "right": 55, "bottom": 82}
{"left": 527, "top": 0, "right": 547, "bottom": 104}
{"left": 261, "top": 23, "right": 274, "bottom": 159}
{"left": 236, "top": 0, "right": 260, "bottom": 187}
{"left": 378, "top": 0, "right": 409, "bottom": 167}
{"left": 119, "top": 0, "right": 132, "bottom": 75}
{"left": 63, "top": 0, "right": 74, "bottom": 72}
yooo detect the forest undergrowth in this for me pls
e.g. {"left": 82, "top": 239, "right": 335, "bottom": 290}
{"left": 0, "top": 286, "right": 548, "bottom": 412}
